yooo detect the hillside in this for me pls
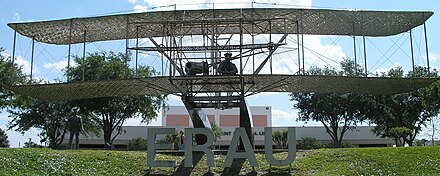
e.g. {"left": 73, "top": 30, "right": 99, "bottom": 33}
{"left": 0, "top": 147, "right": 439, "bottom": 175}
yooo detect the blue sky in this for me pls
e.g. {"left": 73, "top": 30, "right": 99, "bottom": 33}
{"left": 0, "top": 0, "right": 439, "bottom": 147}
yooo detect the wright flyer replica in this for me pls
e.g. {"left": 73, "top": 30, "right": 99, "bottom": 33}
{"left": 8, "top": 8, "right": 437, "bottom": 145}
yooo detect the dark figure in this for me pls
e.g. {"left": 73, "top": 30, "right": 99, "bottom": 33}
{"left": 179, "top": 130, "right": 185, "bottom": 150}
{"left": 68, "top": 108, "right": 83, "bottom": 149}
{"left": 218, "top": 53, "right": 238, "bottom": 75}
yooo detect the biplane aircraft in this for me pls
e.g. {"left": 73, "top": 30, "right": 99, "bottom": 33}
{"left": 7, "top": 7, "right": 438, "bottom": 145}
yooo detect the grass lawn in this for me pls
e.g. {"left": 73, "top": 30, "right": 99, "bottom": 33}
{"left": 0, "top": 146, "right": 439, "bottom": 175}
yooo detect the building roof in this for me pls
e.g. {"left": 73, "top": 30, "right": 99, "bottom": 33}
{"left": 8, "top": 8, "right": 433, "bottom": 45}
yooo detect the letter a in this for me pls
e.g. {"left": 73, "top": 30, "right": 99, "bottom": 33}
{"left": 224, "top": 127, "right": 258, "bottom": 167}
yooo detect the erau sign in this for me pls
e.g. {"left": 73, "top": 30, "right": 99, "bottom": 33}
{"left": 147, "top": 127, "right": 296, "bottom": 168}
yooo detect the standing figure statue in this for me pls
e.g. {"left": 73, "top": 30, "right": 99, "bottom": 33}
{"left": 218, "top": 53, "right": 238, "bottom": 75}
{"left": 68, "top": 108, "right": 83, "bottom": 149}
{"left": 179, "top": 130, "right": 185, "bottom": 150}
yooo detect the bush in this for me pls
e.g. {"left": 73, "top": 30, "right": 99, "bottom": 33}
{"left": 299, "top": 137, "right": 322, "bottom": 150}
{"left": 0, "top": 128, "right": 9, "bottom": 148}
{"left": 127, "top": 137, "right": 148, "bottom": 151}
{"left": 157, "top": 134, "right": 179, "bottom": 150}
{"left": 325, "top": 141, "right": 355, "bottom": 148}
{"left": 413, "top": 139, "right": 427, "bottom": 146}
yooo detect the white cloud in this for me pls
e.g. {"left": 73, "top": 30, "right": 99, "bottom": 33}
{"left": 374, "top": 63, "right": 401, "bottom": 75}
{"left": 128, "top": 0, "right": 138, "bottom": 4}
{"left": 239, "top": 35, "right": 346, "bottom": 74}
{"left": 302, "top": 36, "right": 346, "bottom": 68}
{"left": 43, "top": 60, "right": 71, "bottom": 71}
{"left": 427, "top": 52, "right": 440, "bottom": 62}
{"left": 1, "top": 52, "right": 35, "bottom": 75}
{"left": 133, "top": 5, "right": 148, "bottom": 12}
{"left": 123, "top": 108, "right": 164, "bottom": 126}
{"left": 13, "top": 13, "right": 21, "bottom": 22}
{"left": 272, "top": 109, "right": 297, "bottom": 121}
{"left": 140, "top": 0, "right": 312, "bottom": 11}
{"left": 167, "top": 95, "right": 184, "bottom": 106}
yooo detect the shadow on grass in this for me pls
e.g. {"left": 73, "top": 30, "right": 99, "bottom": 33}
{"left": 144, "top": 152, "right": 215, "bottom": 176}
{"left": 261, "top": 173, "right": 292, "bottom": 176}
{"left": 173, "top": 152, "right": 204, "bottom": 176}
{"left": 220, "top": 158, "right": 246, "bottom": 176}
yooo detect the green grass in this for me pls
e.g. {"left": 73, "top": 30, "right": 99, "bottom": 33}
{"left": 0, "top": 146, "right": 439, "bottom": 175}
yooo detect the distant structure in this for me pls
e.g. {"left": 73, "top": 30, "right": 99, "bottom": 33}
{"left": 61, "top": 106, "right": 393, "bottom": 149}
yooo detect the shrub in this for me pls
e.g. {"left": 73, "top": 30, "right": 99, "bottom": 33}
{"left": 272, "top": 130, "right": 288, "bottom": 149}
{"left": 157, "top": 134, "right": 179, "bottom": 150}
{"left": 299, "top": 137, "right": 322, "bottom": 150}
{"left": 128, "top": 137, "right": 148, "bottom": 151}
{"left": 325, "top": 141, "right": 355, "bottom": 148}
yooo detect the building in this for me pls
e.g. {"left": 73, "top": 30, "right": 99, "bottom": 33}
{"left": 63, "top": 106, "right": 393, "bottom": 149}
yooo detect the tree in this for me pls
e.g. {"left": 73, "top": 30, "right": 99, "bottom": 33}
{"left": 370, "top": 66, "right": 440, "bottom": 146}
{"left": 425, "top": 116, "right": 440, "bottom": 146}
{"left": 210, "top": 122, "right": 222, "bottom": 144}
{"left": 388, "top": 127, "right": 412, "bottom": 146}
{"left": 0, "top": 128, "right": 10, "bottom": 147}
{"left": 8, "top": 98, "right": 101, "bottom": 149}
{"left": 272, "top": 130, "right": 288, "bottom": 149}
{"left": 0, "top": 47, "right": 26, "bottom": 110}
{"left": 290, "top": 59, "right": 372, "bottom": 148}
{"left": 67, "top": 52, "right": 166, "bottom": 149}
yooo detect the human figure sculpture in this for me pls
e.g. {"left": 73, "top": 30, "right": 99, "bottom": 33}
{"left": 179, "top": 130, "right": 185, "bottom": 150}
{"left": 68, "top": 108, "right": 83, "bottom": 149}
{"left": 218, "top": 53, "right": 238, "bottom": 75}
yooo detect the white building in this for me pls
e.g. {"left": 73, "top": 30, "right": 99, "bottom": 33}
{"left": 64, "top": 106, "right": 393, "bottom": 149}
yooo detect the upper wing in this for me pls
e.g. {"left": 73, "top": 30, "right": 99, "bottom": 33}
{"left": 8, "top": 8, "right": 433, "bottom": 45}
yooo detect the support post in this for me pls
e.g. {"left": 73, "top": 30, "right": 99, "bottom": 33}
{"left": 409, "top": 29, "right": 415, "bottom": 73}
{"left": 363, "top": 36, "right": 367, "bottom": 77}
{"left": 12, "top": 30, "right": 17, "bottom": 65}
{"left": 353, "top": 23, "right": 357, "bottom": 76}
{"left": 82, "top": 30, "right": 86, "bottom": 81}
{"left": 125, "top": 15, "right": 130, "bottom": 78}
{"left": 251, "top": 6, "right": 255, "bottom": 73}
{"left": 269, "top": 20, "right": 272, "bottom": 74}
{"left": 296, "top": 20, "right": 300, "bottom": 75}
{"left": 300, "top": 11, "right": 305, "bottom": 74}
{"left": 135, "top": 26, "right": 139, "bottom": 77}
{"left": 68, "top": 19, "right": 73, "bottom": 81}
{"left": 424, "top": 23, "right": 430, "bottom": 77}
{"left": 30, "top": 37, "right": 35, "bottom": 82}
{"left": 240, "top": 11, "right": 244, "bottom": 80}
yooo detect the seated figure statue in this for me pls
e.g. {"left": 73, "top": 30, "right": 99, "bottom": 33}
{"left": 218, "top": 53, "right": 238, "bottom": 75}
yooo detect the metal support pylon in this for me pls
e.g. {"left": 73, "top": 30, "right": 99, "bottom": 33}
{"left": 239, "top": 97, "right": 254, "bottom": 149}
{"left": 182, "top": 95, "right": 211, "bottom": 145}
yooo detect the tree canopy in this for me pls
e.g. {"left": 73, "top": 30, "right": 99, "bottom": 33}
{"left": 67, "top": 52, "right": 166, "bottom": 149}
{"left": 290, "top": 59, "right": 372, "bottom": 148}
{"left": 0, "top": 47, "right": 26, "bottom": 110}
{"left": 369, "top": 66, "right": 440, "bottom": 146}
